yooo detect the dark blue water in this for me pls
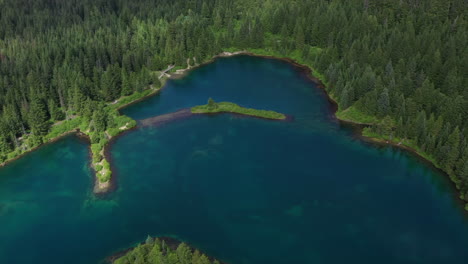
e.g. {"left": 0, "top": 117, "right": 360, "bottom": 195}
{"left": 1, "top": 56, "right": 467, "bottom": 264}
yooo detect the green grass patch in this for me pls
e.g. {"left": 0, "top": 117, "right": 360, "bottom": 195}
{"left": 43, "top": 117, "right": 82, "bottom": 141}
{"left": 191, "top": 99, "right": 286, "bottom": 120}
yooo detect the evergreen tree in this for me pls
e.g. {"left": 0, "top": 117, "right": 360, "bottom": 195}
{"left": 446, "top": 126, "right": 461, "bottom": 174}
{"left": 294, "top": 22, "right": 305, "bottom": 50}
{"left": 48, "top": 99, "right": 65, "bottom": 121}
{"left": 339, "top": 87, "right": 349, "bottom": 109}
{"left": 207, "top": 98, "right": 218, "bottom": 110}
{"left": 28, "top": 98, "right": 50, "bottom": 137}
{"left": 176, "top": 243, "right": 192, "bottom": 264}
{"left": 145, "top": 235, "right": 154, "bottom": 245}
{"left": 378, "top": 88, "right": 390, "bottom": 116}
{"left": 121, "top": 71, "right": 132, "bottom": 96}
{"left": 92, "top": 106, "right": 107, "bottom": 133}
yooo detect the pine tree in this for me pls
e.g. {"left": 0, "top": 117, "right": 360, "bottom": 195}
{"left": 446, "top": 126, "right": 460, "bottom": 174}
{"left": 378, "top": 88, "right": 390, "bottom": 116}
{"left": 48, "top": 99, "right": 65, "bottom": 121}
{"left": 429, "top": 0, "right": 450, "bottom": 21}
{"left": 145, "top": 235, "right": 154, "bottom": 245}
{"left": 73, "top": 84, "right": 87, "bottom": 115}
{"left": 0, "top": 135, "right": 12, "bottom": 158}
{"left": 121, "top": 70, "right": 132, "bottom": 96}
{"left": 147, "top": 243, "right": 164, "bottom": 263}
{"left": 294, "top": 22, "right": 305, "bottom": 50}
{"left": 28, "top": 97, "right": 50, "bottom": 137}
{"left": 92, "top": 106, "right": 107, "bottom": 133}
{"left": 207, "top": 98, "right": 218, "bottom": 110}
{"left": 414, "top": 111, "right": 427, "bottom": 144}
{"left": 198, "top": 255, "right": 211, "bottom": 264}
{"left": 214, "top": 11, "right": 222, "bottom": 29}
{"left": 339, "top": 87, "right": 350, "bottom": 110}
{"left": 176, "top": 243, "right": 192, "bottom": 264}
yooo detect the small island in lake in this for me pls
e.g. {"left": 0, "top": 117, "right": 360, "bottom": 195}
{"left": 192, "top": 98, "right": 286, "bottom": 120}
{"left": 109, "top": 237, "right": 222, "bottom": 264}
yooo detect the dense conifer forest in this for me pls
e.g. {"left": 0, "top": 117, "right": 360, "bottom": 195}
{"left": 0, "top": 0, "right": 466, "bottom": 202}
{"left": 113, "top": 237, "right": 221, "bottom": 264}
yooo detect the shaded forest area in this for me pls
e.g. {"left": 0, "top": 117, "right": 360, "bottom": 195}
{"left": 0, "top": 0, "right": 466, "bottom": 202}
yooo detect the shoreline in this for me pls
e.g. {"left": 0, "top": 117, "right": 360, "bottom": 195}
{"left": 232, "top": 53, "right": 440, "bottom": 164}
{"left": 0, "top": 51, "right": 459, "bottom": 203}
{"left": 97, "top": 103, "right": 290, "bottom": 195}
{"left": 167, "top": 51, "right": 248, "bottom": 79}
{"left": 95, "top": 124, "right": 139, "bottom": 196}
{"left": 0, "top": 85, "right": 164, "bottom": 195}
{"left": 229, "top": 51, "right": 467, "bottom": 208}
{"left": 0, "top": 129, "right": 81, "bottom": 169}
{"left": 287, "top": 59, "right": 454, "bottom": 176}
{"left": 92, "top": 50, "right": 457, "bottom": 197}
{"left": 114, "top": 86, "right": 164, "bottom": 111}
{"left": 197, "top": 111, "right": 294, "bottom": 122}
{"left": 92, "top": 86, "right": 165, "bottom": 194}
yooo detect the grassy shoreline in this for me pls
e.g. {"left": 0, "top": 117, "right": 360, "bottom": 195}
{"left": 191, "top": 100, "right": 286, "bottom": 120}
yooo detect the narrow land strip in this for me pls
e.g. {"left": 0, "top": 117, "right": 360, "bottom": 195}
{"left": 191, "top": 100, "right": 287, "bottom": 120}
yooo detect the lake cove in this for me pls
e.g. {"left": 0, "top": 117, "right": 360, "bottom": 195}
{"left": 1, "top": 55, "right": 468, "bottom": 264}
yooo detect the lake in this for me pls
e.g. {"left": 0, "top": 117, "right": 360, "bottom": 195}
{"left": 1, "top": 55, "right": 467, "bottom": 264}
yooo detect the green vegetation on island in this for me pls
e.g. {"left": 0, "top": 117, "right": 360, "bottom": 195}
{"left": 192, "top": 98, "right": 286, "bottom": 120}
{"left": 113, "top": 237, "right": 221, "bottom": 264}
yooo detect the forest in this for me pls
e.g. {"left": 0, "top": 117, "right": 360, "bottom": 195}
{"left": 0, "top": 0, "right": 466, "bottom": 202}
{"left": 113, "top": 237, "right": 221, "bottom": 264}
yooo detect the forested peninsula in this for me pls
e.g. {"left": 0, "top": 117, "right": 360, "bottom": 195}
{"left": 0, "top": 0, "right": 466, "bottom": 204}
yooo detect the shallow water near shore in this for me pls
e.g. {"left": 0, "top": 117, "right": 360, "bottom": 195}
{"left": 1, "top": 55, "right": 468, "bottom": 264}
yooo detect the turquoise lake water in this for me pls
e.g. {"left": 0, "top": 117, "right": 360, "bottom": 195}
{"left": 1, "top": 55, "right": 468, "bottom": 263}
